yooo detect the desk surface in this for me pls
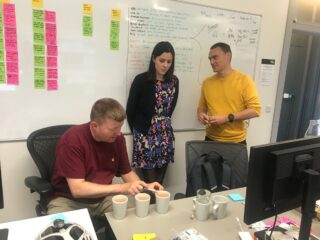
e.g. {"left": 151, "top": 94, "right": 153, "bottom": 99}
{"left": 106, "top": 188, "right": 320, "bottom": 240}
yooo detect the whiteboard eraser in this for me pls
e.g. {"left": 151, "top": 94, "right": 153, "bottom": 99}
{"left": 238, "top": 231, "right": 252, "bottom": 240}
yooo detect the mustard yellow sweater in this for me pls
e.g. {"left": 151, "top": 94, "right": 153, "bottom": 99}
{"left": 198, "top": 70, "right": 261, "bottom": 142}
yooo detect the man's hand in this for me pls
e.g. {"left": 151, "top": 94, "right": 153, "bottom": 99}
{"left": 198, "top": 112, "right": 210, "bottom": 125}
{"left": 145, "top": 182, "right": 164, "bottom": 191}
{"left": 123, "top": 180, "right": 147, "bottom": 195}
{"left": 208, "top": 115, "right": 228, "bottom": 125}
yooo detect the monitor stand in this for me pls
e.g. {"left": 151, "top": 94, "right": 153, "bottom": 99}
{"left": 299, "top": 169, "right": 320, "bottom": 240}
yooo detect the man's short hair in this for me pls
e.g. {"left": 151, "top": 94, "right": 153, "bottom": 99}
{"left": 210, "top": 42, "right": 232, "bottom": 54}
{"left": 90, "top": 98, "right": 126, "bottom": 123}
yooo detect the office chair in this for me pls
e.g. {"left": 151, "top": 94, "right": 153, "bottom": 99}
{"left": 24, "top": 125, "right": 113, "bottom": 240}
{"left": 24, "top": 124, "right": 74, "bottom": 216}
{"left": 174, "top": 140, "right": 248, "bottom": 200}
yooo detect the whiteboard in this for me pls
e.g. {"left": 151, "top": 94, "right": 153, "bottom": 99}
{"left": 0, "top": 0, "right": 261, "bottom": 141}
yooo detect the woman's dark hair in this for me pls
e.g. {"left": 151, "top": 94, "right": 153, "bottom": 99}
{"left": 147, "top": 41, "right": 175, "bottom": 82}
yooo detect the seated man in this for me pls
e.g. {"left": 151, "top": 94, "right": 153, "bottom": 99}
{"left": 47, "top": 98, "right": 163, "bottom": 216}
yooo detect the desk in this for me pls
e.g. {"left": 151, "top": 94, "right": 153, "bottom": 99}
{"left": 106, "top": 188, "right": 320, "bottom": 239}
{"left": 0, "top": 209, "right": 97, "bottom": 239}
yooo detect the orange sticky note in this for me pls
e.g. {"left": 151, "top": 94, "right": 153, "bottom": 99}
{"left": 32, "top": 0, "right": 43, "bottom": 8}
{"left": 111, "top": 9, "right": 121, "bottom": 21}
{"left": 83, "top": 3, "right": 93, "bottom": 15}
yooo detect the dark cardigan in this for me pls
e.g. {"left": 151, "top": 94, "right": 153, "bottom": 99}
{"left": 126, "top": 72, "right": 179, "bottom": 135}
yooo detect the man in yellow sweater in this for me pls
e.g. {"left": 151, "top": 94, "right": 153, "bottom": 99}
{"left": 198, "top": 42, "right": 261, "bottom": 144}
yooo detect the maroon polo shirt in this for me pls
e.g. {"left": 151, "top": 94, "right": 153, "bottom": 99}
{"left": 51, "top": 123, "right": 131, "bottom": 203}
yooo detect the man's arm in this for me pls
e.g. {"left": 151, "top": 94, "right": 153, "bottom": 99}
{"left": 67, "top": 170, "right": 164, "bottom": 198}
{"left": 66, "top": 171, "right": 146, "bottom": 198}
{"left": 208, "top": 108, "right": 259, "bottom": 125}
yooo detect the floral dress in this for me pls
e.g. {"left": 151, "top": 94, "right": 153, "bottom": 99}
{"left": 131, "top": 79, "right": 176, "bottom": 169}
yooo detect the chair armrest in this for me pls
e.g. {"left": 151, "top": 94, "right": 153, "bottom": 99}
{"left": 24, "top": 176, "right": 53, "bottom": 195}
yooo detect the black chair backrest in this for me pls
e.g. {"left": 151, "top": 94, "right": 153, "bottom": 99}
{"left": 27, "top": 125, "right": 73, "bottom": 181}
{"left": 185, "top": 140, "right": 248, "bottom": 192}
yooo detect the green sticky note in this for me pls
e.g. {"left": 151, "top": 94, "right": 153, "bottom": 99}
{"left": 33, "top": 9, "right": 44, "bottom": 22}
{"left": 34, "top": 79, "right": 45, "bottom": 89}
{"left": 83, "top": 16, "right": 93, "bottom": 36}
{"left": 83, "top": 27, "right": 92, "bottom": 36}
{"left": 0, "top": 38, "right": 3, "bottom": 50}
{"left": 33, "top": 32, "right": 44, "bottom": 43}
{"left": 0, "top": 50, "right": 3, "bottom": 62}
{"left": 110, "top": 20, "right": 120, "bottom": 50}
{"left": 33, "top": 21, "right": 44, "bottom": 34}
{"left": 33, "top": 44, "right": 45, "bottom": 55}
{"left": 34, "top": 55, "right": 45, "bottom": 67}
{"left": 0, "top": 62, "right": 5, "bottom": 83}
{"left": 83, "top": 16, "right": 92, "bottom": 27}
{"left": 0, "top": 63, "right": 5, "bottom": 84}
{"left": 34, "top": 67, "right": 45, "bottom": 80}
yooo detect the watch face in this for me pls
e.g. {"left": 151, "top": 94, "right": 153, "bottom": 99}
{"left": 228, "top": 114, "right": 234, "bottom": 122}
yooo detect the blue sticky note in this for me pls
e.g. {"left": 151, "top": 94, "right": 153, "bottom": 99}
{"left": 228, "top": 193, "right": 245, "bottom": 201}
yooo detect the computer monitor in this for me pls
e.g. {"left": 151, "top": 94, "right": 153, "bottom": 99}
{"left": 244, "top": 137, "right": 320, "bottom": 240}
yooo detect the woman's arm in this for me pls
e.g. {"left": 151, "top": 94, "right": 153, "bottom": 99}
{"left": 169, "top": 76, "right": 179, "bottom": 117}
{"left": 126, "top": 76, "right": 141, "bottom": 132}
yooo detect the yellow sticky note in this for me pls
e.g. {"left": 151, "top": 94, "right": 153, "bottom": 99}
{"left": 32, "top": 0, "right": 43, "bottom": 8}
{"left": 132, "top": 233, "right": 157, "bottom": 240}
{"left": 83, "top": 3, "right": 93, "bottom": 15}
{"left": 111, "top": 8, "right": 121, "bottom": 21}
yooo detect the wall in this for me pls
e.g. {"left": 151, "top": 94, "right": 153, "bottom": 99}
{"left": 0, "top": 0, "right": 290, "bottom": 223}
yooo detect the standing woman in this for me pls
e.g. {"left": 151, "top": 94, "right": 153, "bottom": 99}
{"left": 126, "top": 41, "right": 179, "bottom": 184}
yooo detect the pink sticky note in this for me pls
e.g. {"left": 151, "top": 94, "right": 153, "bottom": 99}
{"left": 47, "top": 68, "right": 58, "bottom": 79}
{"left": 6, "top": 73, "right": 19, "bottom": 85}
{"left": 47, "top": 79, "right": 58, "bottom": 90}
{"left": 6, "top": 61, "right": 19, "bottom": 74}
{"left": 3, "top": 4, "right": 16, "bottom": 27}
{"left": 3, "top": 3, "right": 15, "bottom": 14}
{"left": 45, "top": 32, "right": 57, "bottom": 45}
{"left": 47, "top": 45, "right": 58, "bottom": 56}
{"left": 4, "top": 27, "right": 17, "bottom": 40}
{"left": 5, "top": 38, "right": 17, "bottom": 51}
{"left": 45, "top": 11, "right": 56, "bottom": 23}
{"left": 5, "top": 51, "right": 18, "bottom": 62}
{"left": 45, "top": 23, "right": 57, "bottom": 45}
{"left": 45, "top": 23, "right": 56, "bottom": 35}
{"left": 46, "top": 56, "right": 57, "bottom": 68}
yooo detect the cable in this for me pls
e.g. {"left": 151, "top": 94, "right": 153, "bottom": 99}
{"left": 265, "top": 204, "right": 278, "bottom": 240}
{"left": 236, "top": 217, "right": 244, "bottom": 232}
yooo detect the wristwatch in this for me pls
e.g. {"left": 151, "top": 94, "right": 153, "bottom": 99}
{"left": 228, "top": 113, "right": 235, "bottom": 123}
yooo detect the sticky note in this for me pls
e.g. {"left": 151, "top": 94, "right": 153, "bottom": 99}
{"left": 32, "top": 0, "right": 43, "bottom": 8}
{"left": 111, "top": 9, "right": 121, "bottom": 21}
{"left": 83, "top": 3, "right": 93, "bottom": 15}
{"left": 228, "top": 193, "right": 245, "bottom": 201}
{"left": 132, "top": 233, "right": 157, "bottom": 240}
